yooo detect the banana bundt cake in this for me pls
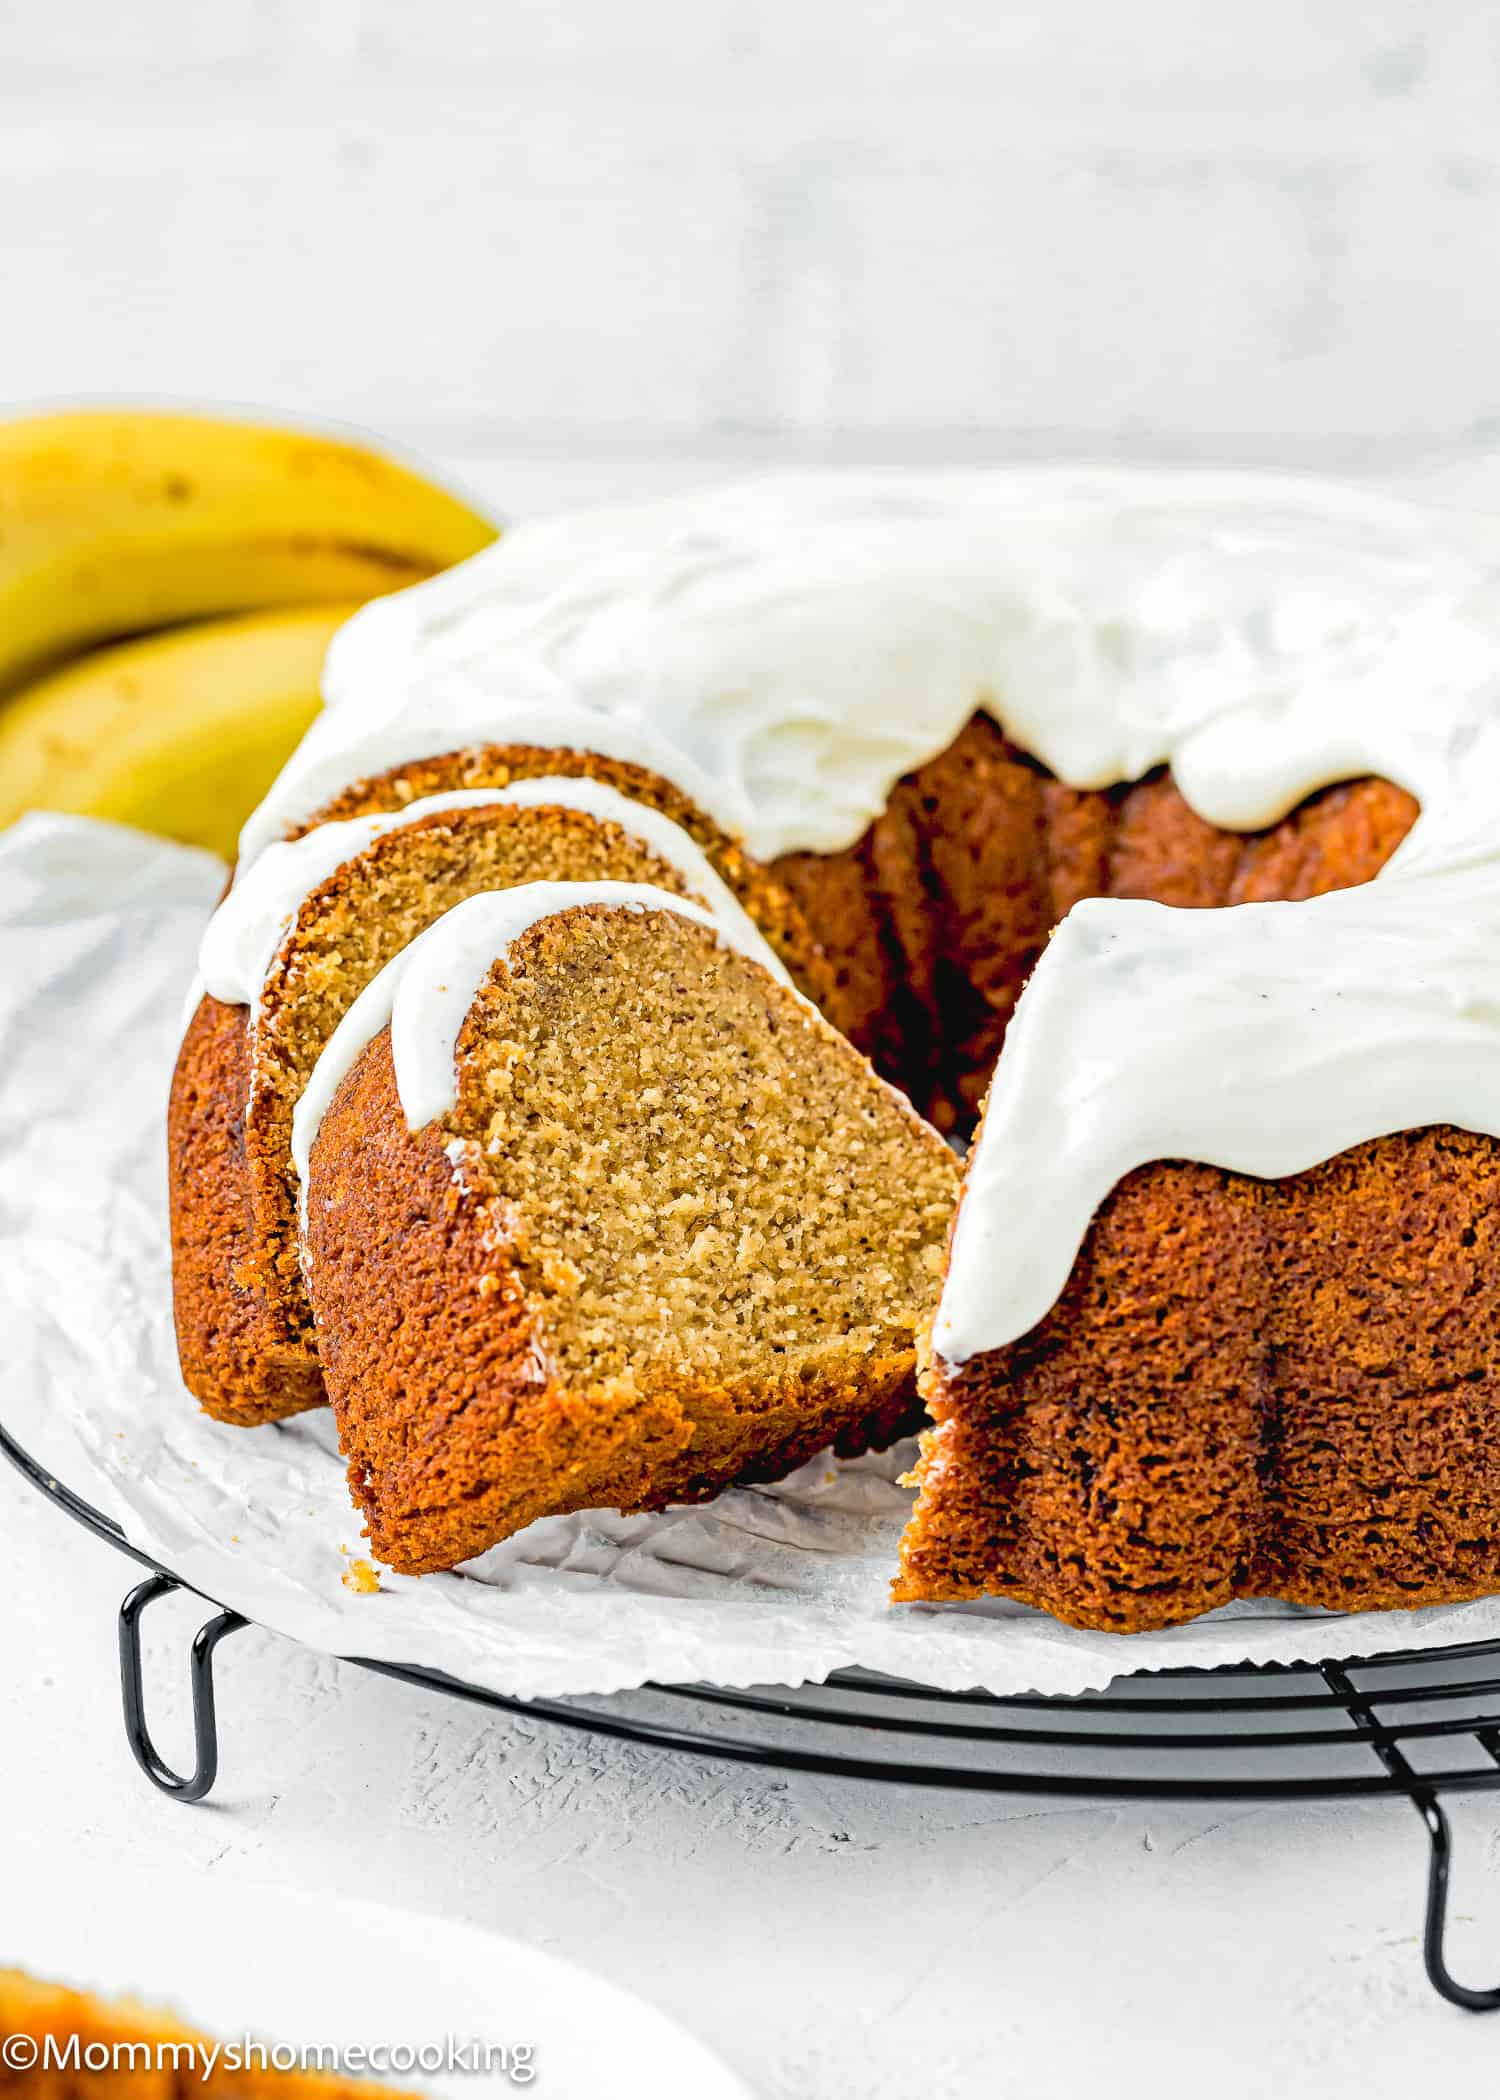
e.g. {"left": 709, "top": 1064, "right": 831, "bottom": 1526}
{"left": 169, "top": 468, "right": 1500, "bottom": 1624}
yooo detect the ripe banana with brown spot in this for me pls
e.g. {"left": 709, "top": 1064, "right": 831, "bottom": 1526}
{"left": 0, "top": 408, "right": 497, "bottom": 694}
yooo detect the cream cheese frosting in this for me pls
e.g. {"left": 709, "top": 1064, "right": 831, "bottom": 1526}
{"left": 201, "top": 775, "right": 789, "bottom": 1016}
{"left": 291, "top": 882, "right": 754, "bottom": 1211}
{"left": 245, "top": 467, "right": 1500, "bottom": 869}
{"left": 227, "top": 465, "right": 1500, "bottom": 1360}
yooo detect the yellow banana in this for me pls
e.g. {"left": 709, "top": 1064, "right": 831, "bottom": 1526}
{"left": 0, "top": 409, "right": 496, "bottom": 694}
{"left": 0, "top": 603, "right": 357, "bottom": 859}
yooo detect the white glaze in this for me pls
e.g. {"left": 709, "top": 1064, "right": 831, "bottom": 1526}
{"left": 933, "top": 869, "right": 1500, "bottom": 1360}
{"left": 245, "top": 467, "right": 1500, "bottom": 867}
{"left": 201, "top": 777, "right": 788, "bottom": 1014}
{"left": 291, "top": 882, "right": 773, "bottom": 1212}
{"left": 231, "top": 466, "right": 1500, "bottom": 1357}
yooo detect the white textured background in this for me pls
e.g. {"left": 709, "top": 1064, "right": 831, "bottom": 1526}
{"left": 8, "top": 6, "right": 1500, "bottom": 2097}
{"left": 4, "top": 0, "right": 1500, "bottom": 481}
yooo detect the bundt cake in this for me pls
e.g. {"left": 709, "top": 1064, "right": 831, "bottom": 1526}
{"left": 297, "top": 885, "right": 959, "bottom": 1572}
{"left": 170, "top": 467, "right": 1500, "bottom": 1626}
{"left": 0, "top": 1968, "right": 422, "bottom": 2096}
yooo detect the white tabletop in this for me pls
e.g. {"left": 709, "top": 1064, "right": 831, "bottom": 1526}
{"left": 9, "top": 450, "right": 1500, "bottom": 2100}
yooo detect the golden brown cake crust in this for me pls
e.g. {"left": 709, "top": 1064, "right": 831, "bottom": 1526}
{"left": 896, "top": 1125, "right": 1500, "bottom": 1630}
{"left": 167, "top": 993, "right": 325, "bottom": 1425}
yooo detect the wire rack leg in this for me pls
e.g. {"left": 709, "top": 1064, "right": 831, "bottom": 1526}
{"left": 1413, "top": 1793, "right": 1500, "bottom": 2012}
{"left": 1321, "top": 1661, "right": 1500, "bottom": 2012}
{"left": 118, "top": 1572, "right": 247, "bottom": 1802}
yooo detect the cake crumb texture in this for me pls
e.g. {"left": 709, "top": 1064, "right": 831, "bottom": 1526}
{"left": 303, "top": 904, "right": 960, "bottom": 1573}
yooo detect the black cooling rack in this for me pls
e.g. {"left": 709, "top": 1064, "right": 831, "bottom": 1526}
{"left": 7, "top": 1416, "right": 1500, "bottom": 2012}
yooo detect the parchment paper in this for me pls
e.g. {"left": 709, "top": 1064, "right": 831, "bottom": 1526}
{"left": 7, "top": 812, "right": 1499, "bottom": 1699}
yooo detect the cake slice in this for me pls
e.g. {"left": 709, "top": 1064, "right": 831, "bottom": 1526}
{"left": 299, "top": 885, "right": 960, "bottom": 1573}
{"left": 169, "top": 756, "right": 828, "bottom": 1427}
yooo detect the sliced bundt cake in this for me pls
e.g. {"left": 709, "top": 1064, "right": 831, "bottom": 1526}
{"left": 169, "top": 760, "right": 831, "bottom": 1426}
{"left": 171, "top": 468, "right": 1500, "bottom": 1624}
{"left": 298, "top": 885, "right": 960, "bottom": 1574}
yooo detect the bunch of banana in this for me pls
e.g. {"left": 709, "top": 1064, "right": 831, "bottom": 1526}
{"left": 0, "top": 408, "right": 498, "bottom": 857}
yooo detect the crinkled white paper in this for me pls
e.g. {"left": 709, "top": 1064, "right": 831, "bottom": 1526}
{"left": 8, "top": 812, "right": 1500, "bottom": 1701}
